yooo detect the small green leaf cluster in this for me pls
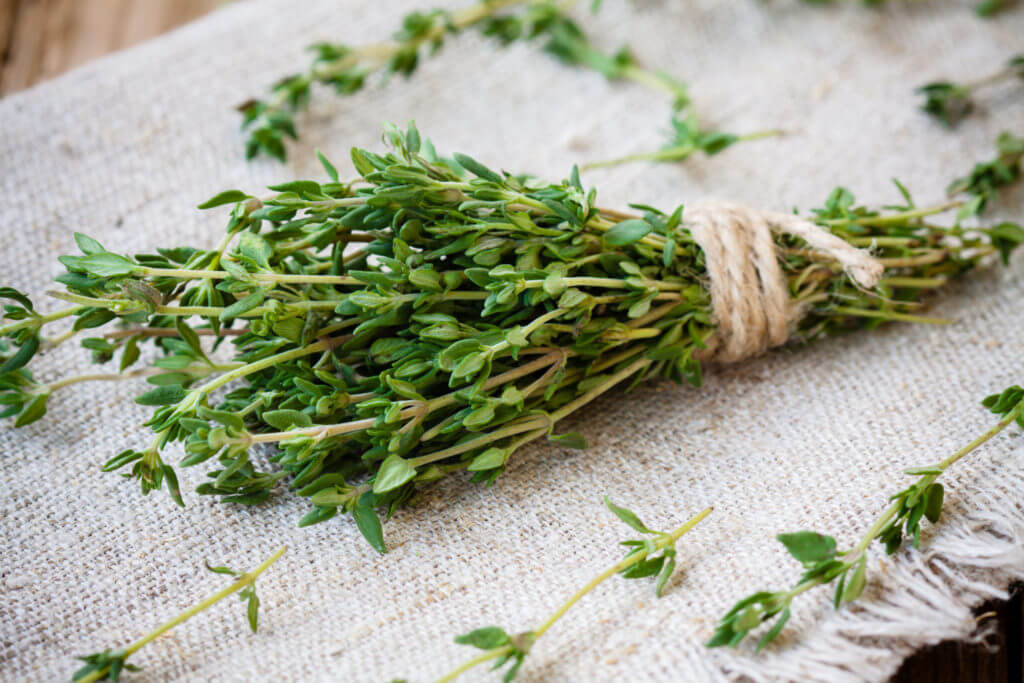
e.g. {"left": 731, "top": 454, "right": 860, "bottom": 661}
{"left": 0, "top": 289, "right": 48, "bottom": 424}
{"left": 948, "top": 132, "right": 1024, "bottom": 216}
{"left": 0, "top": 342, "right": 48, "bottom": 428}
{"left": 204, "top": 561, "right": 263, "bottom": 632}
{"left": 802, "top": 0, "right": 1015, "bottom": 18}
{"left": 605, "top": 496, "right": 680, "bottom": 596}
{"left": 0, "top": 288, "right": 41, "bottom": 366}
{"left": 663, "top": 111, "right": 740, "bottom": 158}
{"left": 879, "top": 478, "right": 945, "bottom": 552}
{"left": 983, "top": 384, "right": 1024, "bottom": 426}
{"left": 918, "top": 81, "right": 973, "bottom": 127}
{"left": 72, "top": 650, "right": 137, "bottom": 682}
{"left": 919, "top": 55, "right": 1024, "bottom": 127}
{"left": 487, "top": 4, "right": 689, "bottom": 109}
{"left": 103, "top": 448, "right": 184, "bottom": 507}
{"left": 707, "top": 529, "right": 856, "bottom": 652}
{"left": 454, "top": 627, "right": 533, "bottom": 682}
{"left": 583, "top": 110, "right": 778, "bottom": 170}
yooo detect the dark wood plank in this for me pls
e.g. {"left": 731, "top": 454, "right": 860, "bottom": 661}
{"left": 1, "top": 0, "right": 48, "bottom": 94}
{"left": 39, "top": 0, "right": 74, "bottom": 83}
{"left": 0, "top": 0, "right": 219, "bottom": 95}
{"left": 0, "top": 0, "right": 18, "bottom": 68}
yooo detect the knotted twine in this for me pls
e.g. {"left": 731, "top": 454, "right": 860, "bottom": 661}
{"left": 686, "top": 201, "right": 884, "bottom": 363}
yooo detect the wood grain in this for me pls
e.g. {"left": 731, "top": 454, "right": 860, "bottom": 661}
{"left": 0, "top": 2, "right": 1021, "bottom": 681}
{"left": 0, "top": 0, "right": 219, "bottom": 95}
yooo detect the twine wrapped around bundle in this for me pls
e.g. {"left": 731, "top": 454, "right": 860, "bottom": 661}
{"left": 687, "top": 201, "right": 883, "bottom": 363}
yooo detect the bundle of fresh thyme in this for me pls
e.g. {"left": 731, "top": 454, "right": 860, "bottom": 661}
{"left": 707, "top": 385, "right": 1024, "bottom": 652}
{"left": 240, "top": 0, "right": 688, "bottom": 161}
{"left": 1, "top": 126, "right": 1022, "bottom": 554}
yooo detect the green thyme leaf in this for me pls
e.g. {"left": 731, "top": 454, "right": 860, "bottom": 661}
{"left": 777, "top": 531, "right": 837, "bottom": 565}
{"left": 604, "top": 496, "right": 655, "bottom": 534}
{"left": 198, "top": 190, "right": 251, "bottom": 209}
{"left": 454, "top": 626, "right": 510, "bottom": 650}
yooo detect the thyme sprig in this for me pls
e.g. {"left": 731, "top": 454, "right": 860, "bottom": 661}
{"left": 801, "top": 0, "right": 1015, "bottom": 18}
{"left": 583, "top": 110, "right": 783, "bottom": 170}
{"left": 974, "top": 0, "right": 1017, "bottom": 14}
{"left": 432, "top": 500, "right": 712, "bottom": 682}
{"left": 707, "top": 385, "right": 1024, "bottom": 652}
{"left": 918, "top": 54, "right": 1024, "bottom": 126}
{"left": 2, "top": 126, "right": 1022, "bottom": 553}
{"left": 947, "top": 130, "right": 1024, "bottom": 220}
{"left": 72, "top": 546, "right": 286, "bottom": 682}
{"left": 241, "top": 0, "right": 688, "bottom": 161}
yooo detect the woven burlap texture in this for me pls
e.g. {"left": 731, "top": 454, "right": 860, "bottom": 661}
{"left": 1, "top": 1, "right": 1022, "bottom": 681}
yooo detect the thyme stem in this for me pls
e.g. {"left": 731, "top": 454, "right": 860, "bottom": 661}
{"left": 44, "top": 363, "right": 241, "bottom": 393}
{"left": 533, "top": 507, "right": 713, "bottom": 639}
{"left": 435, "top": 507, "right": 712, "bottom": 683}
{"left": 75, "top": 546, "right": 286, "bottom": 683}
{"left": 0, "top": 305, "right": 82, "bottom": 337}
{"left": 784, "top": 402, "right": 1022, "bottom": 602}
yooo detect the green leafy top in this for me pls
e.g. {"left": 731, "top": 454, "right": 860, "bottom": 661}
{"left": 947, "top": 132, "right": 1024, "bottom": 213}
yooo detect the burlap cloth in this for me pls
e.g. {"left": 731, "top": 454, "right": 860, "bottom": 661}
{"left": 1, "top": 1, "right": 1022, "bottom": 681}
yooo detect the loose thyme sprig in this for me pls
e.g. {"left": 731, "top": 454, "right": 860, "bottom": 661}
{"left": 583, "top": 110, "right": 783, "bottom": 170}
{"left": 2, "top": 125, "right": 1022, "bottom": 553}
{"left": 431, "top": 500, "right": 711, "bottom": 682}
{"left": 947, "top": 131, "right": 1024, "bottom": 220}
{"left": 800, "top": 0, "right": 1015, "bottom": 18}
{"left": 73, "top": 546, "right": 286, "bottom": 682}
{"left": 707, "top": 385, "right": 1024, "bottom": 652}
{"left": 240, "top": 0, "right": 689, "bottom": 161}
{"left": 918, "top": 54, "right": 1024, "bottom": 126}
{"left": 974, "top": 0, "right": 1017, "bottom": 15}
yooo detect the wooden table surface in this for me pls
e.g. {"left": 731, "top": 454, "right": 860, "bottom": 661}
{"left": 0, "top": 0, "right": 220, "bottom": 95}
{"left": 1, "top": 1, "right": 1020, "bottom": 680}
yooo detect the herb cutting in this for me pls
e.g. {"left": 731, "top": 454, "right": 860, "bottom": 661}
{"left": 430, "top": 500, "right": 711, "bottom": 682}
{"left": 73, "top": 547, "right": 286, "bottom": 682}
{"left": 707, "top": 385, "right": 1024, "bottom": 652}
{"left": 582, "top": 111, "right": 783, "bottom": 170}
{"left": 240, "top": 0, "right": 689, "bottom": 161}
{"left": 918, "top": 54, "right": 1024, "bottom": 127}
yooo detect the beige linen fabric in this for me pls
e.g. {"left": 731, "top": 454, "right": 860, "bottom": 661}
{"left": 1, "top": 1, "right": 1023, "bottom": 681}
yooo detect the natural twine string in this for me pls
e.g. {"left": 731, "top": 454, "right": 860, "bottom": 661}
{"left": 686, "top": 201, "right": 884, "bottom": 363}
